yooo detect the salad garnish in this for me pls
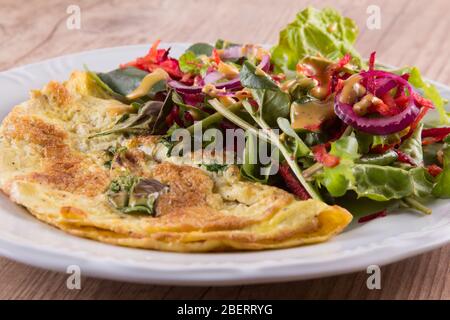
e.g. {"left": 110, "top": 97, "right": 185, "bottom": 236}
{"left": 88, "top": 6, "right": 450, "bottom": 218}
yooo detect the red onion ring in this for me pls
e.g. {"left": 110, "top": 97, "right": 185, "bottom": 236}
{"left": 168, "top": 77, "right": 242, "bottom": 94}
{"left": 220, "top": 46, "right": 243, "bottom": 60}
{"left": 203, "top": 71, "right": 223, "bottom": 84}
{"left": 334, "top": 70, "right": 420, "bottom": 135}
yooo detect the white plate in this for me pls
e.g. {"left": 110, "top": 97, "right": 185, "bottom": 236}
{"left": 0, "top": 43, "right": 449, "bottom": 286}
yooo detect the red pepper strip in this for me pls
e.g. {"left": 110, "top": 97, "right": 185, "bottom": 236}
{"left": 395, "top": 150, "right": 417, "bottom": 166}
{"left": 312, "top": 144, "right": 340, "bottom": 168}
{"left": 212, "top": 48, "right": 221, "bottom": 65}
{"left": 279, "top": 162, "right": 311, "bottom": 200}
{"left": 358, "top": 209, "right": 387, "bottom": 223}
{"left": 427, "top": 164, "right": 443, "bottom": 177}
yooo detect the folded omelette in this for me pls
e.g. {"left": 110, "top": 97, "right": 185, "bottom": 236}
{"left": 0, "top": 72, "right": 352, "bottom": 252}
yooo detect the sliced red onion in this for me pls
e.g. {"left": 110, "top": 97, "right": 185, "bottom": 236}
{"left": 220, "top": 46, "right": 243, "bottom": 60}
{"left": 168, "top": 77, "right": 241, "bottom": 94}
{"left": 258, "top": 54, "right": 271, "bottom": 72}
{"left": 375, "top": 78, "right": 396, "bottom": 96}
{"left": 334, "top": 70, "right": 420, "bottom": 135}
{"left": 204, "top": 71, "right": 223, "bottom": 84}
{"left": 334, "top": 96, "right": 419, "bottom": 135}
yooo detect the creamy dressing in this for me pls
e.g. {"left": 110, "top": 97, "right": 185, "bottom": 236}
{"left": 126, "top": 68, "right": 169, "bottom": 100}
{"left": 339, "top": 74, "right": 364, "bottom": 104}
{"left": 290, "top": 98, "right": 335, "bottom": 131}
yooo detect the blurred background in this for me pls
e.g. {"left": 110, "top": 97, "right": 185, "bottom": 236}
{"left": 0, "top": 0, "right": 449, "bottom": 84}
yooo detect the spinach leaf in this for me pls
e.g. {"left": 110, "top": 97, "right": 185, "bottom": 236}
{"left": 335, "top": 192, "right": 399, "bottom": 216}
{"left": 251, "top": 88, "right": 290, "bottom": 127}
{"left": 95, "top": 66, "right": 166, "bottom": 101}
{"left": 90, "top": 100, "right": 163, "bottom": 138}
{"left": 186, "top": 42, "right": 214, "bottom": 56}
{"left": 270, "top": 7, "right": 363, "bottom": 72}
{"left": 239, "top": 61, "right": 290, "bottom": 127}
{"left": 107, "top": 176, "right": 168, "bottom": 216}
{"left": 151, "top": 91, "right": 175, "bottom": 134}
{"left": 201, "top": 163, "right": 228, "bottom": 172}
{"left": 432, "top": 136, "right": 450, "bottom": 198}
{"left": 240, "top": 132, "right": 272, "bottom": 183}
{"left": 399, "top": 123, "right": 423, "bottom": 166}
{"left": 240, "top": 61, "right": 279, "bottom": 90}
{"left": 277, "top": 117, "right": 311, "bottom": 158}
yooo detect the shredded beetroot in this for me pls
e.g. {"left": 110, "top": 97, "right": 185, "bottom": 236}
{"left": 427, "top": 164, "right": 443, "bottom": 177}
{"left": 279, "top": 162, "right": 311, "bottom": 200}
{"left": 413, "top": 92, "right": 434, "bottom": 109}
{"left": 337, "top": 53, "right": 351, "bottom": 69}
{"left": 358, "top": 209, "right": 387, "bottom": 223}
{"left": 407, "top": 105, "right": 432, "bottom": 139}
{"left": 366, "top": 51, "right": 376, "bottom": 93}
{"left": 369, "top": 52, "right": 376, "bottom": 71}
{"left": 395, "top": 150, "right": 417, "bottom": 166}
{"left": 312, "top": 144, "right": 340, "bottom": 167}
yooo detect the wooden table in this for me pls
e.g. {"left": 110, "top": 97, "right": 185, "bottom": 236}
{"left": 0, "top": 0, "right": 449, "bottom": 299}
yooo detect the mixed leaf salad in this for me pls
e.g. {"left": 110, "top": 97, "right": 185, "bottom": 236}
{"left": 88, "top": 7, "right": 450, "bottom": 219}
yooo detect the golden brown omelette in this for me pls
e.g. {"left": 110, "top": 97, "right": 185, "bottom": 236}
{"left": 0, "top": 71, "right": 352, "bottom": 252}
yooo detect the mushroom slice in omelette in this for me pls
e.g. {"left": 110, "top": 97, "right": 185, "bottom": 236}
{"left": 0, "top": 72, "right": 352, "bottom": 252}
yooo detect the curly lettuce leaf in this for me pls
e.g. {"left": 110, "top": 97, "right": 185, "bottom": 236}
{"left": 321, "top": 135, "right": 359, "bottom": 197}
{"left": 393, "top": 66, "right": 449, "bottom": 124}
{"left": 432, "top": 135, "right": 450, "bottom": 198}
{"left": 399, "top": 123, "right": 424, "bottom": 166}
{"left": 271, "top": 7, "right": 363, "bottom": 72}
{"left": 409, "top": 67, "right": 449, "bottom": 124}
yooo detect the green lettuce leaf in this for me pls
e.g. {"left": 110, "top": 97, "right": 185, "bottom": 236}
{"left": 393, "top": 66, "right": 449, "bottom": 124}
{"left": 432, "top": 135, "right": 450, "bottom": 198}
{"left": 398, "top": 123, "right": 424, "bottom": 166}
{"left": 321, "top": 135, "right": 359, "bottom": 197}
{"left": 270, "top": 7, "right": 363, "bottom": 72}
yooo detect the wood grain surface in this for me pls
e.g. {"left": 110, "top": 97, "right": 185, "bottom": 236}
{"left": 0, "top": 0, "right": 449, "bottom": 300}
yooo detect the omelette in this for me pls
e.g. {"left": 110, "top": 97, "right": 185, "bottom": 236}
{"left": 0, "top": 71, "right": 352, "bottom": 252}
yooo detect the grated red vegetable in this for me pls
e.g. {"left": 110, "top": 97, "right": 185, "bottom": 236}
{"left": 279, "top": 162, "right": 311, "bottom": 200}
